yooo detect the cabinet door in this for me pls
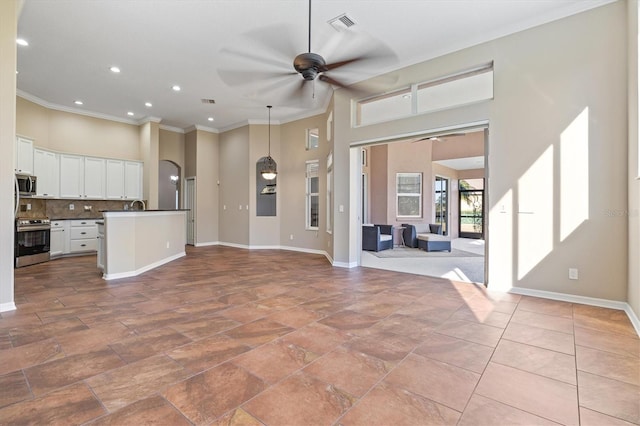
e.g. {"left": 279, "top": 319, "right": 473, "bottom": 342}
{"left": 15, "top": 137, "right": 34, "bottom": 175}
{"left": 84, "top": 157, "right": 105, "bottom": 199}
{"left": 59, "top": 154, "right": 84, "bottom": 198}
{"left": 33, "top": 148, "right": 59, "bottom": 197}
{"left": 50, "top": 227, "right": 65, "bottom": 257}
{"left": 124, "top": 161, "right": 143, "bottom": 200}
{"left": 105, "top": 159, "right": 125, "bottom": 199}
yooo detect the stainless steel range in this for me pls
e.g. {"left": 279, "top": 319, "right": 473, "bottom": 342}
{"left": 15, "top": 217, "right": 51, "bottom": 268}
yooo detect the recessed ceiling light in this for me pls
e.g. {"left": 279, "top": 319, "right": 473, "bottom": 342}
{"left": 110, "top": 66, "right": 121, "bottom": 73}
{"left": 145, "top": 102, "right": 152, "bottom": 107}
{"left": 16, "top": 38, "right": 28, "bottom": 46}
{"left": 208, "top": 117, "right": 214, "bottom": 122}
{"left": 172, "top": 85, "right": 181, "bottom": 91}
{"left": 127, "top": 111, "right": 134, "bottom": 116}
{"left": 74, "top": 100, "right": 83, "bottom": 105}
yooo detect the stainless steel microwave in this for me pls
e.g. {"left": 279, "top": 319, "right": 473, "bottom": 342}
{"left": 16, "top": 174, "right": 37, "bottom": 196}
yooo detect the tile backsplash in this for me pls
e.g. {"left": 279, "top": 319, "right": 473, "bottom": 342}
{"left": 17, "top": 198, "right": 142, "bottom": 220}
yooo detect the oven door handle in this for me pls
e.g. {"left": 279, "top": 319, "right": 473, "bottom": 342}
{"left": 16, "top": 225, "right": 51, "bottom": 232}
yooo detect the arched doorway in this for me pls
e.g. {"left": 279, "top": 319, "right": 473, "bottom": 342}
{"left": 159, "top": 160, "right": 180, "bottom": 209}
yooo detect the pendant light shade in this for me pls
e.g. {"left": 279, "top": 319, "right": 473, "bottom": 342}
{"left": 261, "top": 105, "right": 277, "bottom": 180}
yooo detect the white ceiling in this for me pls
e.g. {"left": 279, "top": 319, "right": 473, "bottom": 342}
{"left": 16, "top": 0, "right": 614, "bottom": 132}
{"left": 435, "top": 156, "right": 484, "bottom": 171}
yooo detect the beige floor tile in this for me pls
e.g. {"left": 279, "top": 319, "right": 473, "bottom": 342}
{"left": 475, "top": 362, "right": 579, "bottom": 425}
{"left": 435, "top": 319, "right": 504, "bottom": 347}
{"left": 578, "top": 371, "right": 640, "bottom": 424}
{"left": 384, "top": 353, "right": 480, "bottom": 411}
{"left": 414, "top": 332, "right": 493, "bottom": 373}
{"left": 576, "top": 345, "right": 640, "bottom": 386}
{"left": 517, "top": 296, "right": 574, "bottom": 318}
{"left": 88, "top": 395, "right": 191, "bottom": 425}
{"left": 339, "top": 382, "right": 461, "bottom": 426}
{"left": 510, "top": 309, "right": 574, "bottom": 334}
{"left": 574, "top": 326, "right": 640, "bottom": 359}
{"left": 579, "top": 407, "right": 637, "bottom": 426}
{"left": 503, "top": 322, "right": 575, "bottom": 355}
{"left": 491, "top": 339, "right": 577, "bottom": 384}
{"left": 458, "top": 394, "right": 559, "bottom": 425}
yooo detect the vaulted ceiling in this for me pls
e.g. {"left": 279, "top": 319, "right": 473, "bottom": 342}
{"left": 16, "top": 0, "right": 615, "bottom": 131}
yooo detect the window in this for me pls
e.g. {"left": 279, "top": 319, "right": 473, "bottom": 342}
{"left": 306, "top": 128, "right": 319, "bottom": 150}
{"left": 326, "top": 152, "right": 333, "bottom": 234}
{"left": 354, "top": 62, "right": 493, "bottom": 127}
{"left": 306, "top": 161, "right": 319, "bottom": 229}
{"left": 396, "top": 173, "right": 422, "bottom": 218}
{"left": 435, "top": 176, "right": 449, "bottom": 235}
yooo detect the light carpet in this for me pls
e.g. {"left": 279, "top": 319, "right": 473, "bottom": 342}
{"left": 369, "top": 247, "right": 482, "bottom": 258}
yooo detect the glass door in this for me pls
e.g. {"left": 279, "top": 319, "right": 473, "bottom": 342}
{"left": 434, "top": 176, "right": 448, "bottom": 235}
{"left": 459, "top": 178, "right": 484, "bottom": 239}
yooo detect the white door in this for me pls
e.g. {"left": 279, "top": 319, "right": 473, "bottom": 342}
{"left": 185, "top": 177, "right": 196, "bottom": 245}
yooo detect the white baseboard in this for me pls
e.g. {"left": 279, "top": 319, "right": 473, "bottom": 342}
{"left": 103, "top": 251, "right": 186, "bottom": 280}
{"left": 509, "top": 287, "right": 640, "bottom": 337}
{"left": 0, "top": 301, "right": 17, "bottom": 313}
{"left": 333, "top": 261, "right": 358, "bottom": 268}
{"left": 194, "top": 241, "right": 219, "bottom": 247}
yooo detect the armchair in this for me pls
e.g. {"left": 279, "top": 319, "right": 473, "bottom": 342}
{"left": 402, "top": 223, "right": 443, "bottom": 248}
{"left": 362, "top": 224, "right": 394, "bottom": 251}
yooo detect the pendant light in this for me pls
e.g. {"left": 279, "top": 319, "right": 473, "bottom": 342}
{"left": 261, "top": 105, "right": 277, "bottom": 180}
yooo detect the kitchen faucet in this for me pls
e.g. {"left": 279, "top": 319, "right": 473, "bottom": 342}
{"left": 130, "top": 199, "right": 146, "bottom": 210}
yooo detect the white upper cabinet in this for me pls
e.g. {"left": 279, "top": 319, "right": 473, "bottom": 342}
{"left": 106, "top": 160, "right": 142, "bottom": 200}
{"left": 83, "top": 157, "right": 106, "bottom": 199}
{"left": 105, "top": 159, "right": 126, "bottom": 199}
{"left": 15, "top": 136, "right": 34, "bottom": 175}
{"left": 59, "top": 154, "right": 84, "bottom": 198}
{"left": 124, "top": 161, "right": 143, "bottom": 200}
{"left": 33, "top": 148, "right": 59, "bottom": 198}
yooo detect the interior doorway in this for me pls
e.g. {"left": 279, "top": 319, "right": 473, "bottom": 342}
{"left": 159, "top": 160, "right": 180, "bottom": 210}
{"left": 352, "top": 124, "right": 489, "bottom": 285}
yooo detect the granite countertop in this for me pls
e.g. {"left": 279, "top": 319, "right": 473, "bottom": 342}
{"left": 99, "top": 209, "right": 190, "bottom": 212}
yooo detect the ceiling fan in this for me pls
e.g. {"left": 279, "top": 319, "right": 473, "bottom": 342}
{"left": 217, "top": 0, "right": 395, "bottom": 101}
{"left": 412, "top": 133, "right": 466, "bottom": 143}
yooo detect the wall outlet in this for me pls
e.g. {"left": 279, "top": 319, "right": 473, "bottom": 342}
{"left": 569, "top": 268, "right": 579, "bottom": 280}
{"left": 223, "top": 205, "right": 226, "bottom": 210}
{"left": 26, "top": 203, "right": 31, "bottom": 211}
{"left": 289, "top": 234, "right": 294, "bottom": 240}
{"left": 166, "top": 241, "right": 170, "bottom": 248}
{"left": 84, "top": 205, "right": 92, "bottom": 211}
{"left": 69, "top": 204, "right": 75, "bottom": 210}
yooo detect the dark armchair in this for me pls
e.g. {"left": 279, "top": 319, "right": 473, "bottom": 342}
{"left": 362, "top": 224, "right": 394, "bottom": 251}
{"left": 402, "top": 223, "right": 442, "bottom": 248}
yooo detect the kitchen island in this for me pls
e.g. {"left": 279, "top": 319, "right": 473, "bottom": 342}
{"left": 99, "top": 210, "right": 188, "bottom": 280}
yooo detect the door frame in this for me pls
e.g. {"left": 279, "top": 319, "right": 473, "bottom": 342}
{"left": 184, "top": 176, "right": 196, "bottom": 246}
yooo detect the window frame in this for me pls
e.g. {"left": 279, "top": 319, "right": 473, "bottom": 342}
{"left": 306, "top": 128, "right": 319, "bottom": 151}
{"left": 396, "top": 172, "right": 423, "bottom": 219}
{"left": 305, "top": 160, "right": 320, "bottom": 230}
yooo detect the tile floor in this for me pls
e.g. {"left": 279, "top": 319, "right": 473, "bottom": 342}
{"left": 1, "top": 246, "right": 638, "bottom": 425}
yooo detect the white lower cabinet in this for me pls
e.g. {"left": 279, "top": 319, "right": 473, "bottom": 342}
{"left": 50, "top": 220, "right": 68, "bottom": 257}
{"left": 69, "top": 219, "right": 99, "bottom": 253}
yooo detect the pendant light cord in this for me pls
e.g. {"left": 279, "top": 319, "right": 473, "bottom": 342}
{"left": 308, "top": 0, "right": 311, "bottom": 53}
{"left": 267, "top": 105, "right": 272, "bottom": 157}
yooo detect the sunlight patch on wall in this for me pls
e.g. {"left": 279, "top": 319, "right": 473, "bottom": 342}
{"left": 488, "top": 189, "right": 513, "bottom": 291}
{"left": 560, "top": 107, "right": 589, "bottom": 242}
{"left": 518, "top": 146, "right": 554, "bottom": 280}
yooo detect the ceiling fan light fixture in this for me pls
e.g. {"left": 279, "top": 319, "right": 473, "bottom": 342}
{"left": 261, "top": 105, "right": 277, "bottom": 180}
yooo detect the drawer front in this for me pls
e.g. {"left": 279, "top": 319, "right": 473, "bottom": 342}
{"left": 70, "top": 238, "right": 98, "bottom": 252}
{"left": 70, "top": 227, "right": 98, "bottom": 240}
{"left": 71, "top": 219, "right": 99, "bottom": 227}
{"left": 51, "top": 220, "right": 66, "bottom": 229}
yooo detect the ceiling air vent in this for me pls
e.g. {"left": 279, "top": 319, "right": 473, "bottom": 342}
{"left": 328, "top": 13, "right": 356, "bottom": 31}
{"left": 201, "top": 99, "right": 216, "bottom": 104}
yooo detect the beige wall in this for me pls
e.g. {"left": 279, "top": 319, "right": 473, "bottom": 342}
{"left": 249, "top": 123, "right": 280, "bottom": 247}
{"left": 17, "top": 97, "right": 140, "bottom": 160}
{"left": 628, "top": 0, "right": 640, "bottom": 318}
{"left": 195, "top": 130, "right": 219, "bottom": 245}
{"left": 335, "top": 2, "right": 629, "bottom": 303}
{"left": 219, "top": 126, "right": 250, "bottom": 246}
{"left": 0, "top": 0, "right": 18, "bottom": 310}
{"left": 369, "top": 145, "right": 388, "bottom": 225}
{"left": 279, "top": 113, "right": 331, "bottom": 253}
{"left": 159, "top": 128, "right": 185, "bottom": 170}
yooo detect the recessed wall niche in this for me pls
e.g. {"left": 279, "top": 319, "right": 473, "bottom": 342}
{"left": 256, "top": 157, "right": 276, "bottom": 216}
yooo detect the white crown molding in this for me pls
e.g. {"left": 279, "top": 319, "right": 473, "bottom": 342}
{"left": 17, "top": 90, "right": 139, "bottom": 126}
{"left": 159, "top": 124, "right": 185, "bottom": 134}
{"left": 138, "top": 116, "right": 162, "bottom": 124}
{"left": 247, "top": 119, "right": 283, "bottom": 125}
{"left": 194, "top": 124, "right": 219, "bottom": 133}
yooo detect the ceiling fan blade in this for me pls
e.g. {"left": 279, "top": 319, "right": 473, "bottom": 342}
{"left": 219, "top": 46, "right": 292, "bottom": 71}
{"left": 318, "top": 73, "right": 371, "bottom": 97}
{"left": 217, "top": 69, "right": 296, "bottom": 87}
{"left": 242, "top": 24, "right": 301, "bottom": 62}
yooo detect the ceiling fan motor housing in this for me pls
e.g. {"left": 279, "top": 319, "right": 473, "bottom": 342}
{"left": 294, "top": 52, "right": 327, "bottom": 80}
